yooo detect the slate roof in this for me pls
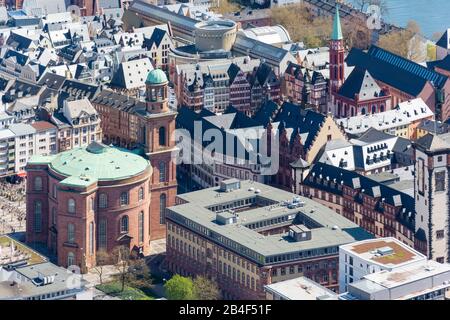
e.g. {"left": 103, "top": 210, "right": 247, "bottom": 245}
{"left": 338, "top": 68, "right": 384, "bottom": 101}
{"left": 142, "top": 28, "right": 168, "bottom": 49}
{"left": 432, "top": 54, "right": 450, "bottom": 72}
{"left": 110, "top": 57, "right": 153, "bottom": 90}
{"left": 176, "top": 106, "right": 265, "bottom": 163}
{"left": 415, "top": 133, "right": 450, "bottom": 152}
{"left": 436, "top": 29, "right": 450, "bottom": 50}
{"left": 91, "top": 90, "right": 145, "bottom": 113}
{"left": 356, "top": 128, "right": 396, "bottom": 144}
{"left": 346, "top": 46, "right": 448, "bottom": 96}
{"left": 253, "top": 100, "right": 279, "bottom": 127}
{"left": 61, "top": 79, "right": 99, "bottom": 100}
{"left": 253, "top": 101, "right": 327, "bottom": 152}
{"left": 1, "top": 80, "right": 41, "bottom": 104}
{"left": 5, "top": 32, "right": 34, "bottom": 51}
{"left": 38, "top": 72, "right": 66, "bottom": 90}
{"left": 303, "top": 162, "right": 415, "bottom": 231}
{"left": 3, "top": 49, "right": 29, "bottom": 66}
{"left": 227, "top": 63, "right": 241, "bottom": 84}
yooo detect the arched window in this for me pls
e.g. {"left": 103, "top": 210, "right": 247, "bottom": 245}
{"left": 138, "top": 187, "right": 144, "bottom": 201}
{"left": 120, "top": 192, "right": 129, "bottom": 206}
{"left": 120, "top": 216, "right": 129, "bottom": 233}
{"left": 372, "top": 105, "right": 376, "bottom": 114}
{"left": 380, "top": 104, "right": 385, "bottom": 112}
{"left": 159, "top": 162, "right": 166, "bottom": 182}
{"left": 138, "top": 211, "right": 144, "bottom": 243}
{"left": 34, "top": 201, "right": 42, "bottom": 233}
{"left": 159, "top": 126, "right": 166, "bottom": 146}
{"left": 68, "top": 199, "right": 76, "bottom": 214}
{"left": 67, "top": 223, "right": 75, "bottom": 243}
{"left": 361, "top": 107, "right": 366, "bottom": 115}
{"left": 99, "top": 193, "right": 108, "bottom": 208}
{"left": 67, "top": 252, "right": 75, "bottom": 267}
{"left": 160, "top": 194, "right": 167, "bottom": 224}
{"left": 34, "top": 176, "right": 42, "bottom": 191}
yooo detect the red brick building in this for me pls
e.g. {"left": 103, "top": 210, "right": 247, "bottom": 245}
{"left": 92, "top": 69, "right": 178, "bottom": 241}
{"left": 26, "top": 142, "right": 153, "bottom": 272}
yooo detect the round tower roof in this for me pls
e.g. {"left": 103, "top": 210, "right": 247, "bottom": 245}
{"left": 146, "top": 69, "right": 168, "bottom": 85}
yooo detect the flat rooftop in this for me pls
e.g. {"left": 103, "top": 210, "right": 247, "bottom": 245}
{"left": 0, "top": 236, "right": 46, "bottom": 266}
{"left": 265, "top": 276, "right": 337, "bottom": 300}
{"left": 169, "top": 180, "right": 372, "bottom": 264}
{"left": 0, "top": 262, "right": 86, "bottom": 299}
{"left": 342, "top": 238, "right": 426, "bottom": 268}
{"left": 355, "top": 260, "right": 450, "bottom": 290}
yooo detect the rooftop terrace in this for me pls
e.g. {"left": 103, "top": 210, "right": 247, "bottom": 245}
{"left": 343, "top": 238, "right": 426, "bottom": 268}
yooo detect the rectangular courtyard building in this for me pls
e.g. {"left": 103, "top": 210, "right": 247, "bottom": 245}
{"left": 165, "top": 179, "right": 372, "bottom": 299}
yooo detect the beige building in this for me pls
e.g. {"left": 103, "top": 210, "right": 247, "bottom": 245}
{"left": 50, "top": 99, "right": 102, "bottom": 152}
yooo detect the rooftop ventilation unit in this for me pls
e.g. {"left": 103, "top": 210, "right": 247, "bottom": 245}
{"left": 220, "top": 179, "right": 241, "bottom": 192}
{"left": 216, "top": 211, "right": 238, "bottom": 225}
{"left": 289, "top": 225, "right": 311, "bottom": 242}
{"left": 376, "top": 246, "right": 394, "bottom": 256}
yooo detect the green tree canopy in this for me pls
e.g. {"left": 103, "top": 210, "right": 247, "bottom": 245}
{"left": 164, "top": 275, "right": 195, "bottom": 300}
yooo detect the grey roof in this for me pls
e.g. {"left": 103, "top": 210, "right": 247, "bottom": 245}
{"left": 0, "top": 262, "right": 86, "bottom": 299}
{"left": 415, "top": 133, "right": 450, "bottom": 152}
{"left": 9, "top": 123, "right": 36, "bottom": 136}
{"left": 129, "top": 1, "right": 197, "bottom": 32}
{"left": 233, "top": 33, "right": 292, "bottom": 64}
{"left": 167, "top": 181, "right": 372, "bottom": 265}
{"left": 355, "top": 128, "right": 395, "bottom": 144}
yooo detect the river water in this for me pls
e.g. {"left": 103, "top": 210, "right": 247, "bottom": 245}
{"left": 351, "top": 0, "right": 450, "bottom": 38}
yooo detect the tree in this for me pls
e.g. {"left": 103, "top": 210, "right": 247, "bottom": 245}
{"left": 164, "top": 275, "right": 195, "bottom": 300}
{"left": 193, "top": 276, "right": 221, "bottom": 300}
{"left": 211, "top": 0, "right": 240, "bottom": 15}
{"left": 127, "top": 258, "right": 152, "bottom": 288}
{"left": 271, "top": 4, "right": 332, "bottom": 48}
{"left": 92, "top": 250, "right": 111, "bottom": 285}
{"left": 378, "top": 20, "right": 422, "bottom": 59}
{"left": 112, "top": 246, "right": 132, "bottom": 292}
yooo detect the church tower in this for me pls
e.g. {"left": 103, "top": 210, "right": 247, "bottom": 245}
{"left": 143, "top": 69, "right": 178, "bottom": 242}
{"left": 329, "top": 4, "right": 345, "bottom": 95}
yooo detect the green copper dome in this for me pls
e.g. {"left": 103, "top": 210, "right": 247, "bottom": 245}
{"left": 29, "top": 142, "right": 151, "bottom": 187}
{"left": 146, "top": 69, "right": 168, "bottom": 85}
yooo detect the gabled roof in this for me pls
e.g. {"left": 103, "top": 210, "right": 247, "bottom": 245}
{"left": 415, "top": 133, "right": 450, "bottom": 152}
{"left": 436, "top": 29, "right": 450, "bottom": 49}
{"left": 355, "top": 128, "right": 395, "bottom": 144}
{"left": 143, "top": 28, "right": 168, "bottom": 49}
{"left": 38, "top": 73, "right": 67, "bottom": 90}
{"left": 110, "top": 57, "right": 153, "bottom": 90}
{"left": 338, "top": 68, "right": 384, "bottom": 101}
{"left": 346, "top": 46, "right": 448, "bottom": 95}
{"left": 227, "top": 63, "right": 241, "bottom": 84}
{"left": 303, "top": 162, "right": 415, "bottom": 230}
{"left": 3, "top": 49, "right": 29, "bottom": 66}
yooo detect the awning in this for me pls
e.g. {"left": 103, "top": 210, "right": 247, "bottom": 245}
{"left": 17, "top": 172, "right": 27, "bottom": 178}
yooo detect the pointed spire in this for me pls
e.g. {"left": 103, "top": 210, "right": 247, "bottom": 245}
{"left": 332, "top": 3, "right": 343, "bottom": 41}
